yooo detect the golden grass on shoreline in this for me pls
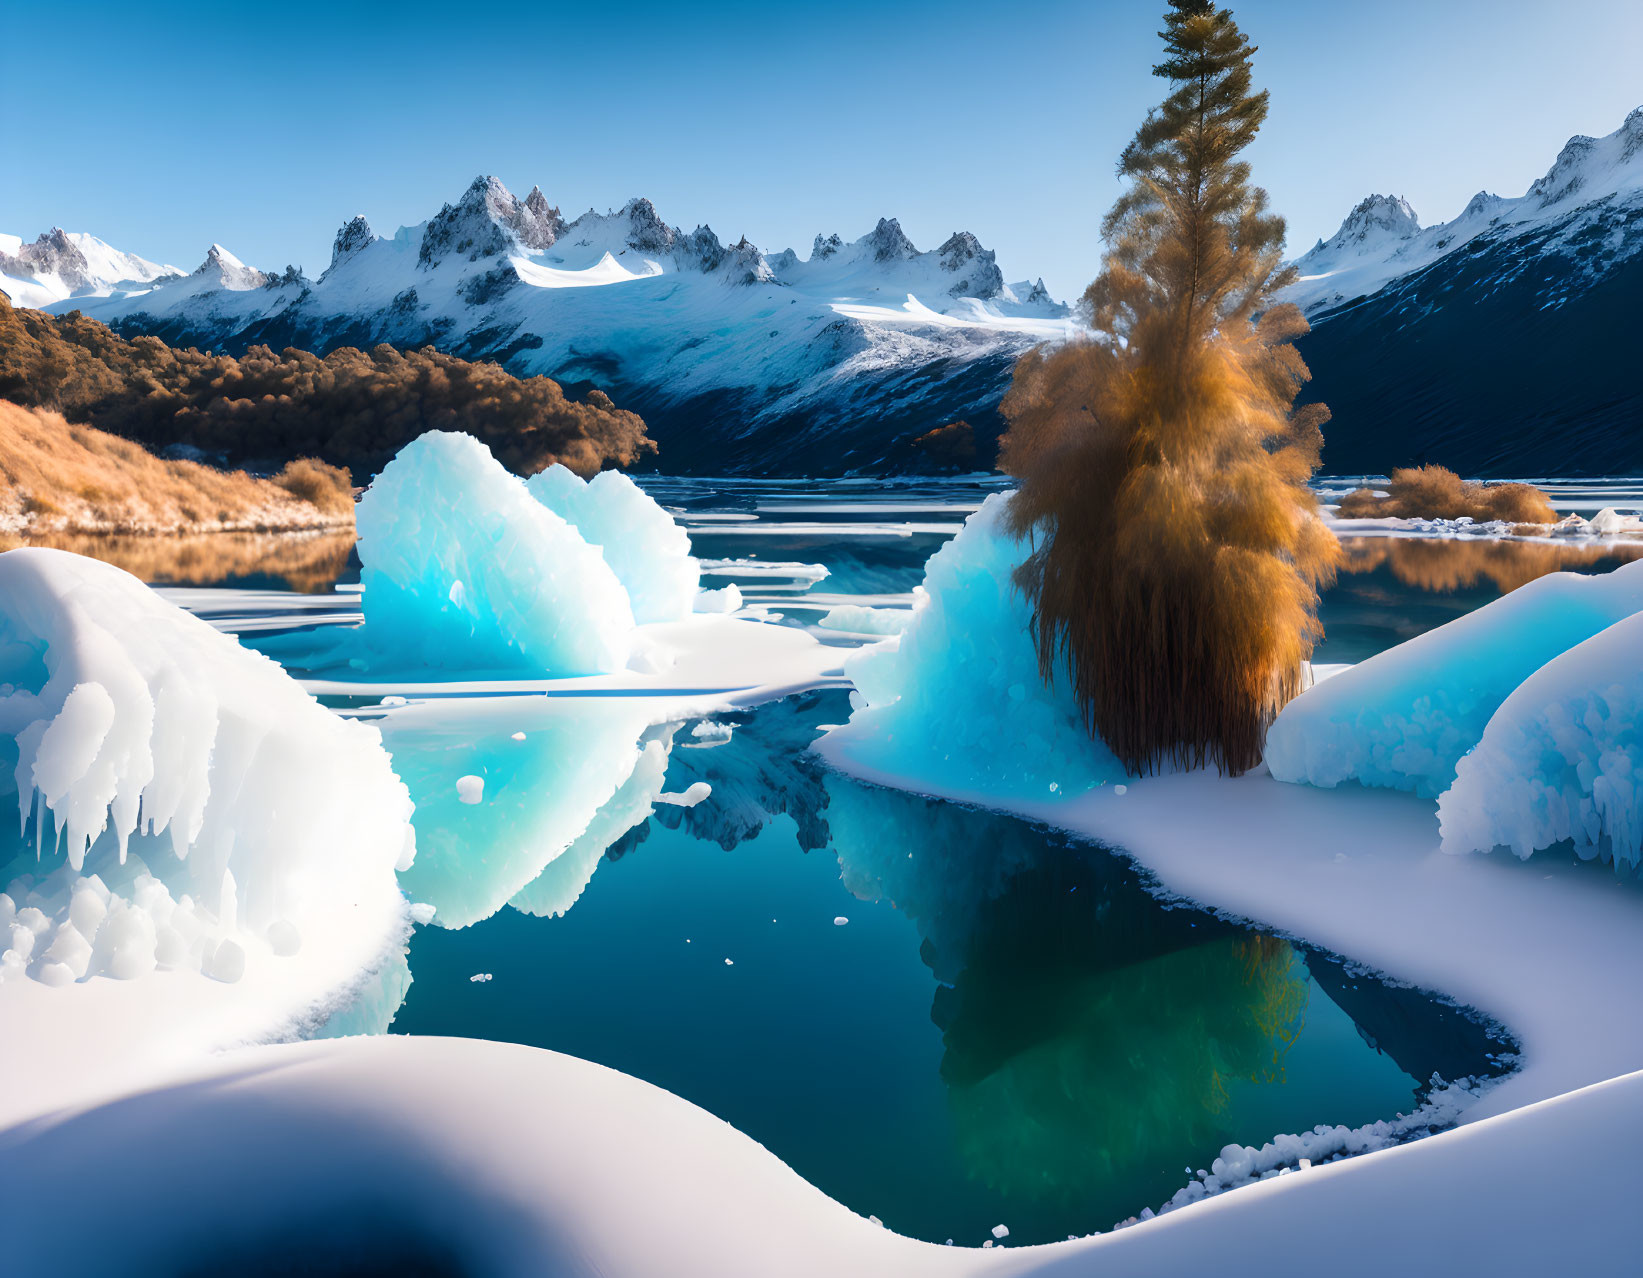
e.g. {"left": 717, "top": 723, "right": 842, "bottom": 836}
{"left": 1, "top": 400, "right": 354, "bottom": 536}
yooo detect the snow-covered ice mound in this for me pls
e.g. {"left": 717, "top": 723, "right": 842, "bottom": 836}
{"left": 829, "top": 494, "right": 1120, "bottom": 799}
{"left": 356, "top": 432, "right": 635, "bottom": 675}
{"left": 0, "top": 548, "right": 414, "bottom": 991}
{"left": 1439, "top": 610, "right": 1643, "bottom": 871}
{"left": 1267, "top": 562, "right": 1643, "bottom": 797}
{"left": 527, "top": 464, "right": 700, "bottom": 624}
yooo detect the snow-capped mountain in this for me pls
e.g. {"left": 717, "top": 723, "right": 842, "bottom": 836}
{"left": 0, "top": 229, "right": 182, "bottom": 308}
{"left": 5, "top": 178, "right": 1071, "bottom": 473}
{"left": 1283, "top": 106, "right": 1643, "bottom": 475}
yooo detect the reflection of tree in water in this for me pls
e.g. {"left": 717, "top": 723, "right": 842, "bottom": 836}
{"left": 938, "top": 903, "right": 1308, "bottom": 1206}
{"left": 826, "top": 772, "right": 1310, "bottom": 1210}
{"left": 1337, "top": 536, "right": 1643, "bottom": 596}
{"left": 0, "top": 529, "right": 356, "bottom": 593}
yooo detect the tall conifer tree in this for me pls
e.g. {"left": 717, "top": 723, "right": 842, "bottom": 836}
{"left": 1000, "top": 0, "right": 1338, "bottom": 776}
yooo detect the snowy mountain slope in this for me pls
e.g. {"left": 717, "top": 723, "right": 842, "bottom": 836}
{"left": 16, "top": 177, "right": 1072, "bottom": 474}
{"left": 0, "top": 229, "right": 182, "bottom": 308}
{"left": 1283, "top": 106, "right": 1643, "bottom": 475}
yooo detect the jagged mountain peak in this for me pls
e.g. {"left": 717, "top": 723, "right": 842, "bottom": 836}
{"left": 864, "top": 217, "right": 917, "bottom": 262}
{"left": 1330, "top": 194, "right": 1421, "bottom": 248}
{"left": 812, "top": 232, "right": 843, "bottom": 261}
{"left": 195, "top": 243, "right": 268, "bottom": 290}
{"left": 330, "top": 216, "right": 375, "bottom": 271}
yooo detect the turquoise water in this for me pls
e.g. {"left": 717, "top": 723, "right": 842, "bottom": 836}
{"left": 388, "top": 689, "right": 1508, "bottom": 1246}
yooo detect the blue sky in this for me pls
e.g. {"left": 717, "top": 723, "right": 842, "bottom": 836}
{"left": 3, "top": 0, "right": 1640, "bottom": 302}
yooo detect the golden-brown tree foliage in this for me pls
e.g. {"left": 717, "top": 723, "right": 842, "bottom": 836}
{"left": 1000, "top": 0, "right": 1338, "bottom": 776}
{"left": 1336, "top": 466, "right": 1557, "bottom": 525}
{"left": 0, "top": 292, "right": 655, "bottom": 478}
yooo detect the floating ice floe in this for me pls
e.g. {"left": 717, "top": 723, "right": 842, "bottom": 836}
{"left": 1267, "top": 560, "right": 1643, "bottom": 797}
{"left": 0, "top": 547, "right": 413, "bottom": 1007}
{"left": 827, "top": 493, "right": 1121, "bottom": 799}
{"left": 527, "top": 463, "right": 700, "bottom": 623}
{"left": 818, "top": 604, "right": 913, "bottom": 636}
{"left": 1440, "top": 609, "right": 1643, "bottom": 872}
{"left": 694, "top": 583, "right": 743, "bottom": 614}
{"left": 355, "top": 432, "right": 635, "bottom": 675}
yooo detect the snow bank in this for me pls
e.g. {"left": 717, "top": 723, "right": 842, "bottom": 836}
{"left": 0, "top": 548, "right": 414, "bottom": 992}
{"left": 6, "top": 1033, "right": 1640, "bottom": 1278}
{"left": 1266, "top": 561, "right": 1643, "bottom": 797}
{"left": 356, "top": 432, "right": 634, "bottom": 674}
{"left": 835, "top": 494, "right": 1120, "bottom": 800}
{"left": 1439, "top": 610, "right": 1643, "bottom": 870}
{"left": 528, "top": 464, "right": 700, "bottom": 623}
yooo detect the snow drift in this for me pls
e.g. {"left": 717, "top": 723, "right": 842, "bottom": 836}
{"left": 0, "top": 548, "right": 414, "bottom": 989}
{"left": 1439, "top": 610, "right": 1643, "bottom": 872}
{"left": 1266, "top": 562, "right": 1643, "bottom": 797}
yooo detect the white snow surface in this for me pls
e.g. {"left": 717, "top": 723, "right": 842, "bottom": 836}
{"left": 1265, "top": 560, "right": 1643, "bottom": 798}
{"left": 0, "top": 228, "right": 181, "bottom": 307}
{"left": 527, "top": 463, "right": 700, "bottom": 623}
{"left": 1439, "top": 609, "right": 1643, "bottom": 871}
{"left": 3, "top": 1033, "right": 1640, "bottom": 1277}
{"left": 355, "top": 432, "right": 635, "bottom": 675}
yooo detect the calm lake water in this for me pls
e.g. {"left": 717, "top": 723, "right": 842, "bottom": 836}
{"left": 28, "top": 474, "right": 1642, "bottom": 1244}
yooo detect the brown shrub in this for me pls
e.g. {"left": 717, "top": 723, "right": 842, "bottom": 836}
{"left": 274, "top": 457, "right": 355, "bottom": 515}
{"left": 1336, "top": 465, "right": 1557, "bottom": 524}
{"left": 0, "top": 291, "right": 656, "bottom": 479}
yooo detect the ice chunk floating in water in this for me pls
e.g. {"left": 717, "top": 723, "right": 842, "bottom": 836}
{"left": 1267, "top": 561, "right": 1643, "bottom": 798}
{"left": 0, "top": 548, "right": 414, "bottom": 989}
{"left": 1440, "top": 609, "right": 1643, "bottom": 872}
{"left": 830, "top": 494, "right": 1120, "bottom": 799}
{"left": 356, "top": 432, "right": 635, "bottom": 675}
{"left": 528, "top": 464, "right": 700, "bottom": 624}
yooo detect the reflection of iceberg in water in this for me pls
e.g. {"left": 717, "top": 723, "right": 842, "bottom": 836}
{"left": 510, "top": 726, "right": 676, "bottom": 919}
{"left": 375, "top": 697, "right": 658, "bottom": 929}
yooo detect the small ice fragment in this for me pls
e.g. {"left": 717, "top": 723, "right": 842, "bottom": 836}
{"left": 1113, "top": 784, "right": 1128, "bottom": 795}
{"left": 456, "top": 775, "right": 485, "bottom": 804}
{"left": 1298, "top": 1158, "right": 1312, "bottom": 1170}
{"left": 380, "top": 695, "right": 407, "bottom": 707}
{"left": 469, "top": 972, "right": 493, "bottom": 983}
{"left": 869, "top": 1216, "right": 883, "bottom": 1228}
{"left": 833, "top": 916, "right": 849, "bottom": 927}
{"left": 992, "top": 1225, "right": 1009, "bottom": 1240}
{"left": 511, "top": 732, "right": 526, "bottom": 741}
{"left": 724, "top": 958, "right": 734, "bottom": 966}
{"left": 983, "top": 1240, "right": 994, "bottom": 1249}
{"left": 657, "top": 781, "right": 712, "bottom": 808}
{"left": 38, "top": 961, "right": 75, "bottom": 987}
{"left": 694, "top": 583, "right": 743, "bottom": 614}
{"left": 408, "top": 902, "right": 437, "bottom": 925}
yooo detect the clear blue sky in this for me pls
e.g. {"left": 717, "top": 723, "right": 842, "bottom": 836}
{"left": 4, "top": 0, "right": 1640, "bottom": 303}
